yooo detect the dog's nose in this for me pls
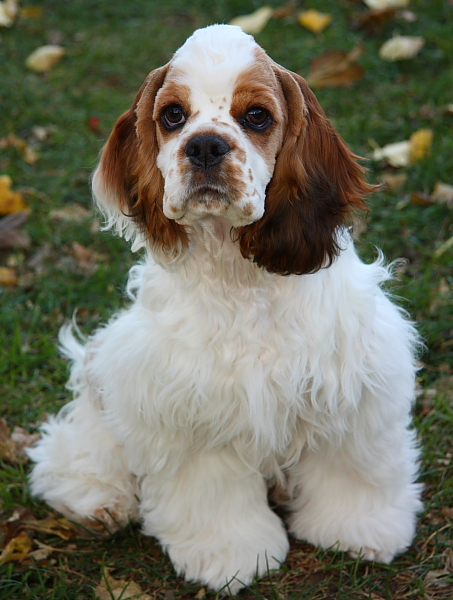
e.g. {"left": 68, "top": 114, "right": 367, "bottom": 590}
{"left": 185, "top": 134, "right": 230, "bottom": 169}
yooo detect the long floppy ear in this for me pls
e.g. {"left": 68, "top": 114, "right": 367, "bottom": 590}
{"left": 238, "top": 65, "right": 374, "bottom": 276}
{"left": 92, "top": 65, "right": 188, "bottom": 256}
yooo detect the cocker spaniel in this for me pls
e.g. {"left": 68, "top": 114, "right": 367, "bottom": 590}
{"left": 29, "top": 24, "right": 422, "bottom": 594}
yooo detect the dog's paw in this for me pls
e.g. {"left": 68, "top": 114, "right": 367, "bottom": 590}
{"left": 348, "top": 546, "right": 396, "bottom": 564}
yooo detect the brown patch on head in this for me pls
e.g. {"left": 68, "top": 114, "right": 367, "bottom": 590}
{"left": 231, "top": 49, "right": 285, "bottom": 167}
{"left": 96, "top": 64, "right": 188, "bottom": 254}
{"left": 152, "top": 77, "right": 192, "bottom": 140}
{"left": 238, "top": 61, "right": 375, "bottom": 276}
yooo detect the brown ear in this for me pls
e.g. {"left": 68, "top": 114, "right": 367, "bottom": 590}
{"left": 238, "top": 66, "right": 374, "bottom": 276}
{"left": 94, "top": 65, "right": 188, "bottom": 254}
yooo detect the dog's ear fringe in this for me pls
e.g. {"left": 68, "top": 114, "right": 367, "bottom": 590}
{"left": 92, "top": 65, "right": 189, "bottom": 258}
{"left": 238, "top": 66, "right": 375, "bottom": 276}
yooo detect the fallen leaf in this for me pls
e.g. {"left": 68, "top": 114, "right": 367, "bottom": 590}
{"left": 372, "top": 140, "right": 410, "bottom": 167}
{"left": 96, "top": 569, "right": 152, "bottom": 600}
{"left": 409, "top": 128, "right": 433, "bottom": 162}
{"left": 25, "top": 45, "right": 65, "bottom": 72}
{"left": 230, "top": 6, "right": 273, "bottom": 34}
{"left": 306, "top": 46, "right": 364, "bottom": 88}
{"left": 273, "top": 1, "right": 298, "bottom": 19}
{"left": 0, "top": 175, "right": 29, "bottom": 215}
{"left": 0, "top": 134, "right": 39, "bottom": 164}
{"left": 0, "top": 418, "right": 17, "bottom": 462}
{"left": 0, "top": 0, "right": 18, "bottom": 27}
{"left": 11, "top": 426, "right": 40, "bottom": 458}
{"left": 24, "top": 517, "right": 78, "bottom": 541}
{"left": 0, "top": 531, "right": 33, "bottom": 565}
{"left": 432, "top": 182, "right": 453, "bottom": 207}
{"left": 364, "top": 0, "right": 409, "bottom": 7}
{"left": 88, "top": 116, "right": 102, "bottom": 134}
{"left": 352, "top": 8, "right": 397, "bottom": 32}
{"left": 381, "top": 172, "right": 408, "bottom": 191}
{"left": 379, "top": 35, "right": 424, "bottom": 61}
{"left": 49, "top": 203, "right": 91, "bottom": 222}
{"left": 20, "top": 6, "right": 44, "bottom": 19}
{"left": 0, "top": 213, "right": 30, "bottom": 248}
{"left": 298, "top": 9, "right": 332, "bottom": 33}
{"left": 411, "top": 191, "right": 435, "bottom": 206}
{"left": 0, "top": 266, "right": 17, "bottom": 285}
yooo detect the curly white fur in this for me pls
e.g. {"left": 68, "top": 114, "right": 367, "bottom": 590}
{"left": 29, "top": 25, "right": 422, "bottom": 595}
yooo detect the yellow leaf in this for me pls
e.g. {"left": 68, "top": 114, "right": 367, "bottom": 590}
{"left": 379, "top": 36, "right": 424, "bottom": 61}
{"left": 0, "top": 531, "right": 32, "bottom": 565}
{"left": 298, "top": 9, "right": 332, "bottom": 34}
{"left": 26, "top": 45, "right": 65, "bottom": 72}
{"left": 409, "top": 128, "right": 433, "bottom": 162}
{"left": 0, "top": 175, "right": 28, "bottom": 215}
{"left": 230, "top": 6, "right": 273, "bottom": 34}
{"left": 24, "top": 517, "right": 78, "bottom": 541}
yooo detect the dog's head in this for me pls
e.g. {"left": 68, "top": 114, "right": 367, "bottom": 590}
{"left": 93, "top": 24, "right": 373, "bottom": 274}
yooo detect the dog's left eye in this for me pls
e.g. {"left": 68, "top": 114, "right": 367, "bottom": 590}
{"left": 242, "top": 107, "right": 272, "bottom": 132}
{"left": 161, "top": 105, "right": 187, "bottom": 130}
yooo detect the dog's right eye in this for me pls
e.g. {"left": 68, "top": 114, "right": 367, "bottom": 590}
{"left": 161, "top": 105, "right": 187, "bottom": 130}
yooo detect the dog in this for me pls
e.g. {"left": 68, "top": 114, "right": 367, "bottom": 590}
{"left": 29, "top": 24, "right": 422, "bottom": 594}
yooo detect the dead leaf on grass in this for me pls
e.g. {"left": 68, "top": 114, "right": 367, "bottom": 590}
{"left": 0, "top": 418, "right": 39, "bottom": 463}
{"left": 49, "top": 203, "right": 91, "bottom": 222}
{"left": 379, "top": 35, "right": 424, "bottom": 61}
{"left": 0, "top": 0, "right": 18, "bottom": 27}
{"left": 306, "top": 46, "right": 364, "bottom": 88}
{"left": 364, "top": 0, "right": 409, "bottom": 8}
{"left": 96, "top": 568, "right": 152, "bottom": 600}
{"left": 0, "top": 134, "right": 39, "bottom": 164}
{"left": 0, "top": 266, "right": 17, "bottom": 285}
{"left": 230, "top": 6, "right": 273, "bottom": 34}
{"left": 24, "top": 517, "right": 78, "bottom": 541}
{"left": 0, "top": 531, "right": 33, "bottom": 565}
{"left": 0, "top": 212, "right": 31, "bottom": 249}
{"left": 68, "top": 242, "right": 105, "bottom": 274}
{"left": 431, "top": 182, "right": 453, "bottom": 207}
{"left": 298, "top": 9, "right": 332, "bottom": 34}
{"left": 0, "top": 175, "right": 29, "bottom": 214}
{"left": 371, "top": 128, "right": 433, "bottom": 167}
{"left": 381, "top": 172, "right": 408, "bottom": 191}
{"left": 26, "top": 45, "right": 65, "bottom": 72}
{"left": 273, "top": 1, "right": 299, "bottom": 19}
{"left": 352, "top": 8, "right": 397, "bottom": 32}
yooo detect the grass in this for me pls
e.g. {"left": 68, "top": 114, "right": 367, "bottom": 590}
{"left": 1, "top": 0, "right": 452, "bottom": 598}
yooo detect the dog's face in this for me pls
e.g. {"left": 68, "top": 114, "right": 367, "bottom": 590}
{"left": 93, "top": 25, "right": 373, "bottom": 274}
{"left": 152, "top": 29, "right": 285, "bottom": 227}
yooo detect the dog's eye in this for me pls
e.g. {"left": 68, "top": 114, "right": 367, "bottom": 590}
{"left": 161, "top": 105, "right": 187, "bottom": 130}
{"left": 242, "top": 107, "right": 272, "bottom": 132}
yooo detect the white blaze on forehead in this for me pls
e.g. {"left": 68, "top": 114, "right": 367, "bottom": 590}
{"left": 170, "top": 25, "right": 257, "bottom": 99}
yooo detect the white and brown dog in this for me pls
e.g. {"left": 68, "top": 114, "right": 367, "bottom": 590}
{"left": 29, "top": 25, "right": 422, "bottom": 594}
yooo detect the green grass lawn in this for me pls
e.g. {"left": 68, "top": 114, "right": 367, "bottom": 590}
{"left": 1, "top": 0, "right": 452, "bottom": 598}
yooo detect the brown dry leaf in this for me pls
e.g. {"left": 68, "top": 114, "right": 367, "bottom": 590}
{"left": 49, "top": 203, "right": 91, "bottom": 222}
{"left": 0, "top": 175, "right": 29, "bottom": 214}
{"left": 20, "top": 6, "right": 44, "bottom": 19}
{"left": 409, "top": 128, "right": 433, "bottom": 162}
{"left": 96, "top": 569, "right": 152, "bottom": 600}
{"left": 0, "top": 134, "right": 39, "bottom": 164}
{"left": 381, "top": 172, "right": 408, "bottom": 191}
{"left": 69, "top": 242, "right": 105, "bottom": 274}
{"left": 0, "top": 212, "right": 30, "bottom": 249}
{"left": 0, "top": 418, "right": 17, "bottom": 462}
{"left": 298, "top": 9, "right": 332, "bottom": 33}
{"left": 0, "top": 0, "right": 18, "bottom": 27}
{"left": 25, "top": 45, "right": 65, "bottom": 72}
{"left": 24, "top": 517, "right": 78, "bottom": 541}
{"left": 229, "top": 6, "right": 273, "bottom": 34}
{"left": 379, "top": 35, "right": 424, "bottom": 61}
{"left": 0, "top": 419, "right": 38, "bottom": 463}
{"left": 411, "top": 191, "right": 435, "bottom": 206}
{"left": 0, "top": 531, "right": 33, "bottom": 565}
{"left": 352, "top": 8, "right": 397, "bottom": 32}
{"left": 306, "top": 46, "right": 364, "bottom": 88}
{"left": 0, "top": 266, "right": 17, "bottom": 285}
{"left": 273, "top": 1, "right": 298, "bottom": 19}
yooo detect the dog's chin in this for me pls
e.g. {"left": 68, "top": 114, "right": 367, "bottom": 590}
{"left": 164, "top": 187, "right": 261, "bottom": 227}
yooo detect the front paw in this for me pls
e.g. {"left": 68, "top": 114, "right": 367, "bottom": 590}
{"left": 166, "top": 527, "right": 289, "bottom": 594}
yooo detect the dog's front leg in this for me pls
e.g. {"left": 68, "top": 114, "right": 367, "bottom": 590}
{"left": 139, "top": 448, "right": 289, "bottom": 594}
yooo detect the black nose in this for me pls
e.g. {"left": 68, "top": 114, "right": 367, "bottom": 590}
{"left": 185, "top": 134, "right": 230, "bottom": 169}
